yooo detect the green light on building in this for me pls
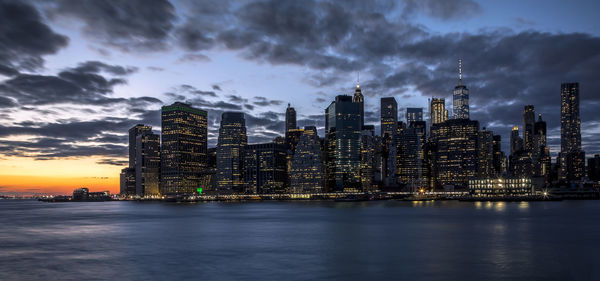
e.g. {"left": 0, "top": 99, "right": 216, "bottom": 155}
{"left": 196, "top": 188, "right": 203, "bottom": 194}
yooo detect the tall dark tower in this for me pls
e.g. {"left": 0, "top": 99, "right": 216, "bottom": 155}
{"left": 285, "top": 103, "right": 297, "bottom": 133}
{"left": 353, "top": 73, "right": 364, "bottom": 129}
{"left": 523, "top": 105, "right": 536, "bottom": 152}
{"left": 129, "top": 124, "right": 152, "bottom": 167}
{"left": 380, "top": 97, "right": 398, "bottom": 138}
{"left": 160, "top": 102, "right": 208, "bottom": 194}
{"left": 216, "top": 112, "right": 248, "bottom": 192}
{"left": 325, "top": 95, "right": 361, "bottom": 192}
{"left": 559, "top": 82, "right": 585, "bottom": 181}
{"left": 453, "top": 59, "right": 470, "bottom": 119}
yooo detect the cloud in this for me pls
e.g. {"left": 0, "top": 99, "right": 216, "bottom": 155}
{"left": 48, "top": 0, "right": 176, "bottom": 52}
{"left": 0, "top": 0, "right": 68, "bottom": 75}
{"left": 177, "top": 53, "right": 211, "bottom": 63}
{"left": 0, "top": 61, "right": 139, "bottom": 105}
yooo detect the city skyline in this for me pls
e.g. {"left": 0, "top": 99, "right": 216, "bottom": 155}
{"left": 1, "top": 0, "right": 600, "bottom": 195}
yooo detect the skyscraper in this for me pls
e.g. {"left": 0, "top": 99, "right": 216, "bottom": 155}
{"left": 380, "top": 97, "right": 398, "bottom": 138}
{"left": 510, "top": 126, "right": 523, "bottom": 156}
{"left": 430, "top": 119, "right": 479, "bottom": 188}
{"left": 523, "top": 105, "right": 536, "bottom": 152}
{"left": 290, "top": 126, "right": 324, "bottom": 193}
{"left": 453, "top": 59, "right": 470, "bottom": 119}
{"left": 559, "top": 82, "right": 585, "bottom": 181}
{"left": 492, "top": 135, "right": 506, "bottom": 176}
{"left": 160, "top": 102, "right": 208, "bottom": 194}
{"left": 325, "top": 95, "right": 362, "bottom": 192}
{"left": 353, "top": 79, "right": 364, "bottom": 129}
{"left": 216, "top": 112, "right": 247, "bottom": 193}
{"left": 478, "top": 127, "right": 494, "bottom": 178}
{"left": 380, "top": 97, "right": 398, "bottom": 186}
{"left": 429, "top": 98, "right": 448, "bottom": 126}
{"left": 360, "top": 125, "right": 376, "bottom": 191}
{"left": 396, "top": 121, "right": 426, "bottom": 188}
{"left": 285, "top": 103, "right": 297, "bottom": 135}
{"left": 129, "top": 124, "right": 152, "bottom": 167}
{"left": 243, "top": 142, "right": 287, "bottom": 194}
{"left": 534, "top": 114, "right": 550, "bottom": 179}
{"left": 406, "top": 107, "right": 423, "bottom": 125}
{"left": 135, "top": 131, "right": 160, "bottom": 196}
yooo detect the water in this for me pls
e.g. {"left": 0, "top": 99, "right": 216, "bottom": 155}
{"left": 1, "top": 200, "right": 600, "bottom": 281}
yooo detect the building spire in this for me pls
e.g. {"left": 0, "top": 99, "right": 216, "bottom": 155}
{"left": 356, "top": 71, "right": 360, "bottom": 88}
{"left": 458, "top": 59, "right": 462, "bottom": 86}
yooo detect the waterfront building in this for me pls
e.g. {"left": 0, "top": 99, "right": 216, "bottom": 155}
{"left": 533, "top": 114, "right": 550, "bottom": 179}
{"left": 588, "top": 155, "right": 600, "bottom": 182}
{"left": 360, "top": 125, "right": 376, "bottom": 191}
{"left": 135, "top": 131, "right": 160, "bottom": 196}
{"left": 325, "top": 95, "right": 362, "bottom": 192}
{"left": 290, "top": 126, "right": 324, "bottom": 193}
{"left": 396, "top": 121, "right": 426, "bottom": 189}
{"left": 119, "top": 167, "right": 135, "bottom": 196}
{"left": 125, "top": 124, "right": 151, "bottom": 196}
{"left": 430, "top": 119, "right": 479, "bottom": 188}
{"left": 559, "top": 82, "right": 585, "bottom": 181}
{"left": 216, "top": 112, "right": 247, "bottom": 193}
{"left": 468, "top": 178, "right": 534, "bottom": 197}
{"left": 244, "top": 142, "right": 287, "bottom": 194}
{"left": 129, "top": 124, "right": 152, "bottom": 167}
{"left": 453, "top": 59, "right": 469, "bottom": 119}
{"left": 160, "top": 102, "right": 208, "bottom": 194}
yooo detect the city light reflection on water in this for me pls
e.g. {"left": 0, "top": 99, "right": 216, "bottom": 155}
{"left": 1, "top": 200, "right": 599, "bottom": 281}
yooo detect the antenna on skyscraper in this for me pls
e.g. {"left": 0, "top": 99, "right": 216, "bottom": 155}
{"left": 357, "top": 71, "right": 360, "bottom": 88}
{"left": 458, "top": 59, "right": 462, "bottom": 86}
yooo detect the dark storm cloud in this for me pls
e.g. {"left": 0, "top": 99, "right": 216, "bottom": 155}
{"left": 0, "top": 61, "right": 139, "bottom": 105}
{"left": 0, "top": 0, "right": 68, "bottom": 75}
{"left": 48, "top": 0, "right": 176, "bottom": 51}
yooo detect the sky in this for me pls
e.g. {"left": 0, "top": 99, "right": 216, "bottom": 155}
{"left": 1, "top": 0, "right": 599, "bottom": 195}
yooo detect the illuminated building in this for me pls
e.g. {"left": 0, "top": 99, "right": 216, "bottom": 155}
{"left": 429, "top": 98, "right": 448, "bottom": 126}
{"left": 468, "top": 178, "right": 534, "bottom": 197}
{"left": 396, "top": 121, "right": 426, "bottom": 189}
{"left": 216, "top": 112, "right": 247, "bottom": 193}
{"left": 492, "top": 135, "right": 506, "bottom": 176}
{"left": 244, "top": 143, "right": 287, "bottom": 194}
{"left": 533, "top": 114, "right": 550, "bottom": 180}
{"left": 160, "top": 102, "right": 208, "bottom": 194}
{"left": 478, "top": 127, "right": 494, "bottom": 178}
{"left": 380, "top": 97, "right": 398, "bottom": 186}
{"left": 523, "top": 105, "right": 536, "bottom": 152}
{"left": 125, "top": 124, "right": 151, "bottom": 196}
{"left": 290, "top": 126, "right": 324, "bottom": 193}
{"left": 129, "top": 124, "right": 152, "bottom": 167}
{"left": 360, "top": 125, "right": 376, "bottom": 191}
{"left": 559, "top": 82, "right": 585, "bottom": 181}
{"left": 588, "top": 155, "right": 600, "bottom": 182}
{"left": 353, "top": 79, "right": 364, "bottom": 129}
{"left": 430, "top": 119, "right": 479, "bottom": 188}
{"left": 119, "top": 167, "right": 135, "bottom": 196}
{"left": 510, "top": 126, "right": 523, "bottom": 156}
{"left": 406, "top": 107, "right": 423, "bottom": 125}
{"left": 325, "top": 95, "right": 361, "bottom": 192}
{"left": 453, "top": 59, "right": 469, "bottom": 119}
{"left": 380, "top": 97, "right": 398, "bottom": 138}
{"left": 285, "top": 103, "right": 297, "bottom": 133}
{"left": 136, "top": 131, "right": 160, "bottom": 196}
